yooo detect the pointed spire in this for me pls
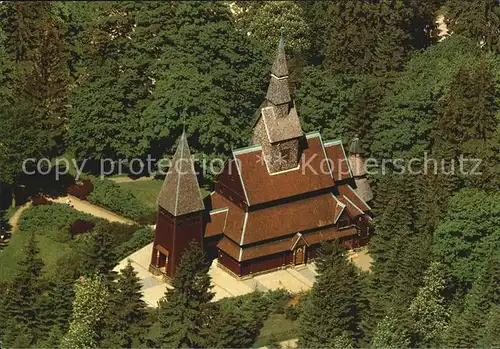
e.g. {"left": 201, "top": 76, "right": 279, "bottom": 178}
{"left": 270, "top": 33, "right": 288, "bottom": 78}
{"left": 266, "top": 37, "right": 291, "bottom": 107}
{"left": 157, "top": 133, "right": 205, "bottom": 216}
{"left": 349, "top": 135, "right": 363, "bottom": 155}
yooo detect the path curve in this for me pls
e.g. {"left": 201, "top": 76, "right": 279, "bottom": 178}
{"left": 49, "top": 195, "right": 136, "bottom": 225}
{"left": 8, "top": 202, "right": 32, "bottom": 233}
{"left": 109, "top": 176, "right": 155, "bottom": 184}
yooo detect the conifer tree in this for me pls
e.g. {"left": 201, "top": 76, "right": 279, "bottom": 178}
{"left": 78, "top": 222, "right": 118, "bottom": 281}
{"left": 37, "top": 262, "right": 78, "bottom": 347}
{"left": 1, "top": 2, "right": 70, "bottom": 152}
{"left": 298, "top": 240, "right": 361, "bottom": 348}
{"left": 156, "top": 242, "right": 214, "bottom": 348}
{"left": 101, "top": 261, "right": 148, "bottom": 348}
{"left": 445, "top": 253, "right": 500, "bottom": 347}
{"left": 433, "top": 58, "right": 499, "bottom": 190}
{"left": 61, "top": 275, "right": 109, "bottom": 348}
{"left": 344, "top": 76, "right": 387, "bottom": 155}
{"left": 1, "top": 232, "right": 44, "bottom": 346}
{"left": 408, "top": 261, "right": 450, "bottom": 347}
{"left": 363, "top": 173, "right": 432, "bottom": 343}
{"left": 479, "top": 305, "right": 500, "bottom": 347}
{"left": 209, "top": 305, "right": 263, "bottom": 348}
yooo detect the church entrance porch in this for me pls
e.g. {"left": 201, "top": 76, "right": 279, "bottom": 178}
{"left": 293, "top": 246, "right": 306, "bottom": 265}
{"left": 149, "top": 245, "right": 169, "bottom": 277}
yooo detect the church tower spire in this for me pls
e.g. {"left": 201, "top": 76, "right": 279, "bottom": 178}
{"left": 150, "top": 132, "right": 205, "bottom": 279}
{"left": 252, "top": 38, "right": 303, "bottom": 173}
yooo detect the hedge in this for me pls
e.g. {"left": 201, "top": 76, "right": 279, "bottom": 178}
{"left": 88, "top": 178, "right": 156, "bottom": 224}
{"left": 114, "top": 227, "right": 155, "bottom": 261}
{"left": 17, "top": 204, "right": 102, "bottom": 243}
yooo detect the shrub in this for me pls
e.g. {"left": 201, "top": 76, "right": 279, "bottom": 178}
{"left": 68, "top": 179, "right": 93, "bottom": 200}
{"left": 88, "top": 178, "right": 155, "bottom": 223}
{"left": 114, "top": 227, "right": 155, "bottom": 261}
{"left": 32, "top": 196, "right": 52, "bottom": 206}
{"left": 95, "top": 221, "right": 140, "bottom": 247}
{"left": 69, "top": 219, "right": 96, "bottom": 239}
{"left": 219, "top": 289, "right": 292, "bottom": 320}
{"left": 17, "top": 204, "right": 102, "bottom": 243}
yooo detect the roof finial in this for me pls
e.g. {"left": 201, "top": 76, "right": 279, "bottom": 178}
{"left": 278, "top": 27, "right": 285, "bottom": 51}
{"left": 181, "top": 115, "right": 186, "bottom": 138}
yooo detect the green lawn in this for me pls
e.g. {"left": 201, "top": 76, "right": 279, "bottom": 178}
{"left": 0, "top": 230, "right": 71, "bottom": 282}
{"left": 253, "top": 314, "right": 298, "bottom": 347}
{"left": 0, "top": 204, "right": 98, "bottom": 283}
{"left": 118, "top": 180, "right": 210, "bottom": 209}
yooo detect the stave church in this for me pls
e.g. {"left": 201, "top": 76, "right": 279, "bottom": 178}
{"left": 149, "top": 40, "right": 373, "bottom": 279}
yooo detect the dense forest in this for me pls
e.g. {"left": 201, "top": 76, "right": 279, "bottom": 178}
{"left": 0, "top": 1, "right": 499, "bottom": 348}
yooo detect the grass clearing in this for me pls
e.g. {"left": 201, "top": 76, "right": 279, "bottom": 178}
{"left": 253, "top": 313, "right": 298, "bottom": 347}
{"left": 0, "top": 230, "right": 71, "bottom": 282}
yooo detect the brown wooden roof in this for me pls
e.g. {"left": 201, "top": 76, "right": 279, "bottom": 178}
{"left": 204, "top": 209, "right": 227, "bottom": 238}
{"left": 324, "top": 141, "right": 352, "bottom": 181}
{"left": 233, "top": 134, "right": 335, "bottom": 205}
{"left": 209, "top": 192, "right": 245, "bottom": 243}
{"left": 157, "top": 133, "right": 205, "bottom": 216}
{"left": 240, "top": 192, "right": 339, "bottom": 245}
{"left": 338, "top": 184, "right": 371, "bottom": 213}
{"left": 217, "top": 226, "right": 358, "bottom": 262}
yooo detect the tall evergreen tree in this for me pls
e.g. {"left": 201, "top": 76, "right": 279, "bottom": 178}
{"left": 304, "top": 0, "right": 436, "bottom": 74}
{"left": 445, "top": 252, "right": 500, "bottom": 347}
{"left": 1, "top": 232, "right": 44, "bottom": 347}
{"left": 433, "top": 58, "right": 499, "bottom": 189}
{"left": 478, "top": 305, "right": 500, "bottom": 347}
{"left": 78, "top": 222, "right": 118, "bottom": 281}
{"left": 1, "top": 2, "right": 70, "bottom": 152}
{"left": 101, "top": 261, "right": 148, "bottom": 348}
{"left": 37, "top": 260, "right": 79, "bottom": 347}
{"left": 298, "top": 240, "right": 361, "bottom": 348}
{"left": 363, "top": 173, "right": 432, "bottom": 343}
{"left": 344, "top": 75, "right": 388, "bottom": 154}
{"left": 156, "top": 242, "right": 214, "bottom": 348}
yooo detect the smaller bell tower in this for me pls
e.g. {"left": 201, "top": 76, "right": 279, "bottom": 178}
{"left": 150, "top": 132, "right": 205, "bottom": 278}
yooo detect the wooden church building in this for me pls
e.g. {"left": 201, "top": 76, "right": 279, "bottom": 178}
{"left": 150, "top": 40, "right": 373, "bottom": 279}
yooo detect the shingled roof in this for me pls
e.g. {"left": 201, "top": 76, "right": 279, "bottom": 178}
{"left": 271, "top": 37, "right": 288, "bottom": 78}
{"left": 261, "top": 106, "right": 302, "bottom": 143}
{"left": 157, "top": 132, "right": 205, "bottom": 216}
{"left": 266, "top": 38, "right": 291, "bottom": 106}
